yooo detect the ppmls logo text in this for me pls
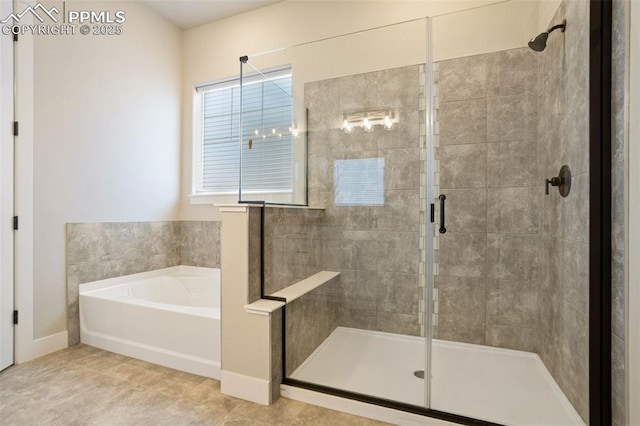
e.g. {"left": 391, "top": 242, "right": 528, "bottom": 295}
{"left": 2, "top": 2, "right": 126, "bottom": 36}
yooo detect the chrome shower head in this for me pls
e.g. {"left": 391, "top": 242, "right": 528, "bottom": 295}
{"left": 528, "top": 19, "right": 566, "bottom": 52}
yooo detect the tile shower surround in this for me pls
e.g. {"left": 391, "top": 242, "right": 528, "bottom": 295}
{"left": 611, "top": 0, "right": 627, "bottom": 424}
{"left": 434, "top": 0, "right": 590, "bottom": 420}
{"left": 66, "top": 221, "right": 221, "bottom": 346}
{"left": 302, "top": 64, "right": 424, "bottom": 336}
{"left": 537, "top": 0, "right": 590, "bottom": 420}
{"left": 434, "top": 47, "right": 541, "bottom": 352}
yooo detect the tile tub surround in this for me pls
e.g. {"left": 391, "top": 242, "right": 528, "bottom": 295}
{"left": 0, "top": 344, "right": 384, "bottom": 425}
{"left": 434, "top": 47, "right": 541, "bottom": 352}
{"left": 180, "top": 220, "right": 222, "bottom": 268}
{"left": 66, "top": 221, "right": 221, "bottom": 346}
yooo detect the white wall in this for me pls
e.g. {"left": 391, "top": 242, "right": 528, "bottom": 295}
{"left": 538, "top": 0, "right": 563, "bottom": 32}
{"left": 31, "top": 1, "right": 182, "bottom": 338}
{"left": 181, "top": 0, "right": 545, "bottom": 221}
{"left": 432, "top": 0, "right": 539, "bottom": 61}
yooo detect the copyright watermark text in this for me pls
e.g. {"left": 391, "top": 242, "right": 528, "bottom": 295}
{"left": 1, "top": 2, "right": 126, "bottom": 36}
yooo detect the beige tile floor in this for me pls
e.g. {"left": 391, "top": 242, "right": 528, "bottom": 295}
{"left": 0, "top": 345, "right": 387, "bottom": 425}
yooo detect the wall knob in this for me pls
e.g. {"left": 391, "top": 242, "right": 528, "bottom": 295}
{"left": 545, "top": 165, "right": 572, "bottom": 197}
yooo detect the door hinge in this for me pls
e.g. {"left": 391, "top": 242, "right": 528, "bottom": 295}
{"left": 13, "top": 121, "right": 18, "bottom": 136}
{"left": 13, "top": 216, "right": 18, "bottom": 230}
{"left": 13, "top": 33, "right": 18, "bottom": 42}
{"left": 13, "top": 310, "right": 18, "bottom": 325}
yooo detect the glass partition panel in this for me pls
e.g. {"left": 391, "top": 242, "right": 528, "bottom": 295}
{"left": 239, "top": 61, "right": 307, "bottom": 205}
{"left": 250, "top": 18, "right": 431, "bottom": 408}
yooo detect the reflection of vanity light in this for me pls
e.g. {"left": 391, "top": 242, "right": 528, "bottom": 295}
{"left": 254, "top": 129, "right": 259, "bottom": 135}
{"left": 341, "top": 109, "right": 399, "bottom": 134}
{"left": 362, "top": 117, "right": 373, "bottom": 133}
{"left": 383, "top": 115, "right": 393, "bottom": 130}
{"left": 342, "top": 118, "right": 353, "bottom": 135}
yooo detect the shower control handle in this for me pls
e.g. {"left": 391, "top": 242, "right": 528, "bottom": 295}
{"left": 545, "top": 177, "right": 561, "bottom": 195}
{"left": 545, "top": 165, "right": 572, "bottom": 197}
{"left": 438, "top": 194, "right": 446, "bottom": 234}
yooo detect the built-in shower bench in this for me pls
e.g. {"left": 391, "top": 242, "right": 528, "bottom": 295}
{"left": 244, "top": 271, "right": 340, "bottom": 315}
{"left": 219, "top": 204, "right": 335, "bottom": 405}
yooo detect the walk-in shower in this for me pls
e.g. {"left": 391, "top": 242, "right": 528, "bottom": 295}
{"left": 236, "top": 0, "right": 595, "bottom": 424}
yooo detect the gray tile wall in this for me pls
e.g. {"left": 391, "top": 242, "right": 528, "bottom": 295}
{"left": 264, "top": 208, "right": 324, "bottom": 295}
{"left": 66, "top": 220, "right": 221, "bottom": 346}
{"left": 304, "top": 65, "right": 424, "bottom": 336}
{"left": 285, "top": 277, "right": 341, "bottom": 376}
{"left": 536, "top": 0, "right": 590, "bottom": 420}
{"left": 435, "top": 1, "right": 591, "bottom": 420}
{"left": 248, "top": 209, "right": 263, "bottom": 303}
{"left": 180, "top": 221, "right": 221, "bottom": 268}
{"left": 611, "top": 0, "right": 628, "bottom": 424}
{"left": 269, "top": 66, "right": 424, "bottom": 357}
{"left": 434, "top": 47, "right": 541, "bottom": 352}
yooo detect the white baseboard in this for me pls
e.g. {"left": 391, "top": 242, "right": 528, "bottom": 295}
{"left": 17, "top": 330, "right": 68, "bottom": 364}
{"left": 221, "top": 370, "right": 271, "bottom": 405}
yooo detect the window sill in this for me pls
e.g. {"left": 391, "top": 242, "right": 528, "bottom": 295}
{"left": 189, "top": 193, "right": 238, "bottom": 205}
{"left": 189, "top": 191, "right": 307, "bottom": 206}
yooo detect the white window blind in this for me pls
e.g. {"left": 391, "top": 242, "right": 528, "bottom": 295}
{"left": 195, "top": 68, "right": 293, "bottom": 195}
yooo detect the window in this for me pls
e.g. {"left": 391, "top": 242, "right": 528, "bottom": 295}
{"left": 193, "top": 68, "right": 293, "bottom": 198}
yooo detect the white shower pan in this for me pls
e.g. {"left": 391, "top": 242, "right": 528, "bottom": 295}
{"left": 289, "top": 327, "right": 584, "bottom": 425}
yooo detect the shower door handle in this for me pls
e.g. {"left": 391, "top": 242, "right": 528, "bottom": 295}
{"left": 438, "top": 194, "right": 446, "bottom": 234}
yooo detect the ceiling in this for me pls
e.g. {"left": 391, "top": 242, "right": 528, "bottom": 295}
{"left": 141, "top": 0, "right": 283, "bottom": 30}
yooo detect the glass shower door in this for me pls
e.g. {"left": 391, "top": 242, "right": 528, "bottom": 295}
{"left": 241, "top": 18, "right": 433, "bottom": 409}
{"left": 428, "top": 2, "right": 589, "bottom": 424}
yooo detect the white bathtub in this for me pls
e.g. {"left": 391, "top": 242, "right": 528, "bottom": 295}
{"left": 79, "top": 265, "right": 220, "bottom": 379}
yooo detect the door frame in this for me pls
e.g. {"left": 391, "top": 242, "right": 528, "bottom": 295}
{"left": 12, "top": 0, "right": 67, "bottom": 365}
{"left": 589, "top": 0, "right": 613, "bottom": 423}
{"left": 0, "top": 0, "right": 15, "bottom": 371}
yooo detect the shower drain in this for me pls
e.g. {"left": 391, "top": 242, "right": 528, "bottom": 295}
{"left": 413, "top": 370, "right": 425, "bottom": 379}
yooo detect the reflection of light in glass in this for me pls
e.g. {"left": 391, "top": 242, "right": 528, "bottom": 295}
{"left": 262, "top": 135, "right": 266, "bottom": 139}
{"left": 272, "top": 128, "right": 276, "bottom": 134}
{"left": 383, "top": 115, "right": 393, "bottom": 130}
{"left": 341, "top": 109, "right": 399, "bottom": 135}
{"left": 278, "top": 133, "right": 282, "bottom": 138}
{"left": 342, "top": 119, "right": 353, "bottom": 135}
{"left": 254, "top": 129, "right": 259, "bottom": 135}
{"left": 362, "top": 118, "right": 373, "bottom": 133}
